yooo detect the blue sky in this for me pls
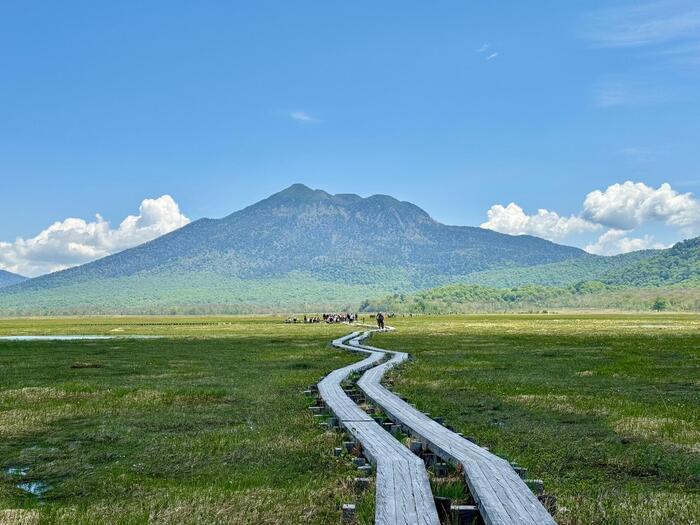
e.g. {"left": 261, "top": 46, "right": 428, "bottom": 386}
{"left": 1, "top": 1, "right": 700, "bottom": 275}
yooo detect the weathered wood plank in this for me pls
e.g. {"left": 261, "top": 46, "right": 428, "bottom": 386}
{"left": 320, "top": 333, "right": 440, "bottom": 525}
{"left": 350, "top": 331, "right": 557, "bottom": 525}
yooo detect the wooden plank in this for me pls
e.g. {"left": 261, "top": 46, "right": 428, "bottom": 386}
{"left": 349, "top": 331, "right": 557, "bottom": 525}
{"left": 320, "top": 333, "right": 440, "bottom": 525}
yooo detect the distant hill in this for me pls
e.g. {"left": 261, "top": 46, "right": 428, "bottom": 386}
{"left": 363, "top": 237, "right": 700, "bottom": 313}
{"left": 361, "top": 280, "right": 700, "bottom": 313}
{"left": 0, "top": 270, "right": 26, "bottom": 288}
{"left": 433, "top": 236, "right": 700, "bottom": 290}
{"left": 599, "top": 237, "right": 700, "bottom": 287}
{"left": 0, "top": 184, "right": 587, "bottom": 314}
{"left": 459, "top": 250, "right": 655, "bottom": 288}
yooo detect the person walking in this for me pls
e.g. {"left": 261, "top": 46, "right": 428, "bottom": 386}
{"left": 376, "top": 311, "right": 385, "bottom": 330}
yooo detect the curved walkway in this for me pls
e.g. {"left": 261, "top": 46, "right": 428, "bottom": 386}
{"left": 319, "top": 333, "right": 440, "bottom": 525}
{"left": 349, "top": 331, "right": 557, "bottom": 525}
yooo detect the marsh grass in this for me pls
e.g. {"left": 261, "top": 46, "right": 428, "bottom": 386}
{"left": 377, "top": 314, "right": 700, "bottom": 525}
{"left": 354, "top": 488, "right": 376, "bottom": 525}
{"left": 2, "top": 314, "right": 698, "bottom": 524}
{"left": 430, "top": 478, "right": 466, "bottom": 502}
{"left": 0, "top": 317, "right": 359, "bottom": 524}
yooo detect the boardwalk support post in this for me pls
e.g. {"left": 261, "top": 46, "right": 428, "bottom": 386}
{"left": 353, "top": 477, "right": 370, "bottom": 492}
{"left": 525, "top": 479, "right": 545, "bottom": 495}
{"left": 434, "top": 462, "right": 448, "bottom": 477}
{"left": 341, "top": 503, "right": 356, "bottom": 523}
{"left": 451, "top": 505, "right": 479, "bottom": 524}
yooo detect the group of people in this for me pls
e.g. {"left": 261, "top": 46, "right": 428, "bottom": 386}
{"left": 284, "top": 311, "right": 391, "bottom": 329}
{"left": 319, "top": 312, "right": 358, "bottom": 324}
{"left": 284, "top": 312, "right": 360, "bottom": 324}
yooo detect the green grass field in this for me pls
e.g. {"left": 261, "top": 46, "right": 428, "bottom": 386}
{"left": 377, "top": 314, "right": 700, "bottom": 525}
{"left": 0, "top": 318, "right": 363, "bottom": 525}
{"left": 0, "top": 315, "right": 698, "bottom": 524}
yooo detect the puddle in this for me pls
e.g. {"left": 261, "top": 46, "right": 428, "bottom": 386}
{"left": 0, "top": 336, "right": 112, "bottom": 341}
{"left": 0, "top": 335, "right": 162, "bottom": 341}
{"left": 5, "top": 467, "right": 28, "bottom": 476}
{"left": 17, "top": 481, "right": 50, "bottom": 497}
{"left": 4, "top": 467, "right": 50, "bottom": 497}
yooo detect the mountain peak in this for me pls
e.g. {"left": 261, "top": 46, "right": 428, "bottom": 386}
{"left": 239, "top": 184, "right": 332, "bottom": 214}
{"left": 0, "top": 269, "right": 27, "bottom": 289}
{"left": 261, "top": 185, "right": 430, "bottom": 218}
{"left": 280, "top": 183, "right": 314, "bottom": 194}
{"left": 272, "top": 183, "right": 330, "bottom": 201}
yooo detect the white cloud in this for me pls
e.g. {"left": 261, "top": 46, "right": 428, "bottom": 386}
{"left": 585, "top": 2, "right": 700, "bottom": 48}
{"left": 482, "top": 180, "right": 700, "bottom": 255}
{"left": 585, "top": 229, "right": 668, "bottom": 255}
{"left": 481, "top": 203, "right": 600, "bottom": 241}
{"left": 0, "top": 195, "right": 189, "bottom": 277}
{"left": 584, "top": 2, "right": 700, "bottom": 67}
{"left": 289, "top": 111, "right": 318, "bottom": 123}
{"left": 592, "top": 79, "right": 666, "bottom": 108}
{"left": 582, "top": 181, "right": 700, "bottom": 231}
{"left": 475, "top": 44, "right": 498, "bottom": 60}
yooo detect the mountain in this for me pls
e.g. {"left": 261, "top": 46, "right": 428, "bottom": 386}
{"left": 362, "top": 278, "right": 700, "bottom": 313}
{"left": 599, "top": 236, "right": 700, "bottom": 287}
{"left": 363, "top": 237, "right": 700, "bottom": 313}
{"left": 0, "top": 184, "right": 589, "bottom": 314}
{"left": 0, "top": 270, "right": 26, "bottom": 288}
{"left": 459, "top": 236, "right": 700, "bottom": 289}
{"left": 458, "top": 250, "right": 658, "bottom": 288}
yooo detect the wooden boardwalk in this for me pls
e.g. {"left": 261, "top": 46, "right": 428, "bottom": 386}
{"left": 350, "top": 331, "right": 557, "bottom": 525}
{"left": 319, "top": 333, "right": 440, "bottom": 525}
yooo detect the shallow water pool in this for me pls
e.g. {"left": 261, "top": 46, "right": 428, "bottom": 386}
{"left": 0, "top": 335, "right": 161, "bottom": 341}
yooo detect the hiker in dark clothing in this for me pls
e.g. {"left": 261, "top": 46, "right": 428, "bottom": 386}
{"left": 376, "top": 312, "right": 385, "bottom": 330}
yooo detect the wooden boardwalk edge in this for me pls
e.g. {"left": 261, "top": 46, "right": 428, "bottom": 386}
{"left": 350, "top": 330, "right": 557, "bottom": 525}
{"left": 320, "top": 332, "right": 440, "bottom": 525}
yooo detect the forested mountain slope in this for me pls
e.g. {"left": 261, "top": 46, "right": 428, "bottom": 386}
{"left": 600, "top": 237, "right": 700, "bottom": 286}
{"left": 0, "top": 270, "right": 26, "bottom": 288}
{"left": 460, "top": 250, "right": 655, "bottom": 288}
{"left": 363, "top": 237, "right": 700, "bottom": 313}
{"left": 0, "top": 184, "right": 589, "bottom": 313}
